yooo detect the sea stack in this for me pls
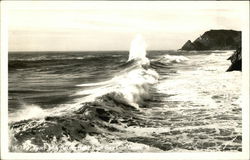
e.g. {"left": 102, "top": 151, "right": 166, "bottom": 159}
{"left": 180, "top": 30, "right": 241, "bottom": 51}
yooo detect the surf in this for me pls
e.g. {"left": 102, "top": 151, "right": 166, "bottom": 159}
{"left": 74, "top": 34, "right": 158, "bottom": 109}
{"left": 9, "top": 34, "right": 159, "bottom": 152}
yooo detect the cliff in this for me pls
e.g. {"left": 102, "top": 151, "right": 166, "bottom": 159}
{"left": 226, "top": 47, "right": 242, "bottom": 72}
{"left": 180, "top": 30, "right": 241, "bottom": 50}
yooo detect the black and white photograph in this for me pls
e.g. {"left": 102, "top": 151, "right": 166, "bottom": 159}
{"left": 0, "top": 1, "right": 249, "bottom": 159}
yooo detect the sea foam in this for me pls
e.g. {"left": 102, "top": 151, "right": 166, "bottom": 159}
{"left": 75, "top": 34, "right": 158, "bottom": 109}
{"left": 9, "top": 34, "right": 160, "bottom": 152}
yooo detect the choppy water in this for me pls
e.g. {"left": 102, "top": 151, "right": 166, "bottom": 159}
{"left": 8, "top": 49, "right": 241, "bottom": 152}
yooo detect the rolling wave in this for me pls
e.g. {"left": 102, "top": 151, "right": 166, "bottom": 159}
{"left": 8, "top": 48, "right": 242, "bottom": 152}
{"left": 9, "top": 35, "right": 162, "bottom": 152}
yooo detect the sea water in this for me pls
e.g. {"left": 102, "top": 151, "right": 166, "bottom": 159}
{"left": 8, "top": 41, "right": 241, "bottom": 152}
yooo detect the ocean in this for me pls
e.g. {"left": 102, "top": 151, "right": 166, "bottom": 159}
{"left": 8, "top": 47, "right": 241, "bottom": 152}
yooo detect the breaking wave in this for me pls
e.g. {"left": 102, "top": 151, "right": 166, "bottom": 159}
{"left": 158, "top": 55, "right": 189, "bottom": 64}
{"left": 9, "top": 35, "right": 160, "bottom": 152}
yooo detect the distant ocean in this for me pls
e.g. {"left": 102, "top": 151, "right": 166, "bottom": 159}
{"left": 8, "top": 46, "right": 241, "bottom": 152}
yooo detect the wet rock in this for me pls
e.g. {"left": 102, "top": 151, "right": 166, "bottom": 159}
{"left": 227, "top": 47, "right": 242, "bottom": 72}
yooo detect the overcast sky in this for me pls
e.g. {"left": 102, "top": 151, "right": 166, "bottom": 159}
{"left": 7, "top": 1, "right": 248, "bottom": 51}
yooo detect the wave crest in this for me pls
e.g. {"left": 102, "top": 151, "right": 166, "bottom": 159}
{"left": 159, "top": 55, "right": 189, "bottom": 64}
{"left": 9, "top": 35, "right": 160, "bottom": 152}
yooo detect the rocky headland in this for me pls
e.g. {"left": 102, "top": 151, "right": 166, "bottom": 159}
{"left": 180, "top": 30, "right": 241, "bottom": 51}
{"left": 180, "top": 29, "right": 242, "bottom": 71}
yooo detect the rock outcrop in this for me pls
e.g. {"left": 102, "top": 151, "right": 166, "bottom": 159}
{"left": 180, "top": 30, "right": 241, "bottom": 50}
{"left": 226, "top": 47, "right": 242, "bottom": 72}
{"left": 181, "top": 40, "right": 196, "bottom": 50}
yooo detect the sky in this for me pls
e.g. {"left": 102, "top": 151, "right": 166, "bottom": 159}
{"left": 6, "top": 1, "right": 248, "bottom": 51}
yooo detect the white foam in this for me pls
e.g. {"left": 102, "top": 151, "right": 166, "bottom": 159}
{"left": 74, "top": 34, "right": 159, "bottom": 109}
{"left": 159, "top": 54, "right": 189, "bottom": 63}
{"left": 156, "top": 51, "right": 241, "bottom": 109}
{"left": 9, "top": 104, "right": 46, "bottom": 122}
{"left": 128, "top": 34, "right": 147, "bottom": 61}
{"left": 76, "top": 80, "right": 111, "bottom": 87}
{"left": 75, "top": 67, "right": 159, "bottom": 109}
{"left": 128, "top": 34, "right": 149, "bottom": 65}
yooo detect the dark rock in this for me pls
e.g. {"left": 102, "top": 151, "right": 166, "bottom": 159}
{"left": 181, "top": 40, "right": 196, "bottom": 51}
{"left": 180, "top": 29, "right": 241, "bottom": 50}
{"left": 226, "top": 47, "right": 242, "bottom": 71}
